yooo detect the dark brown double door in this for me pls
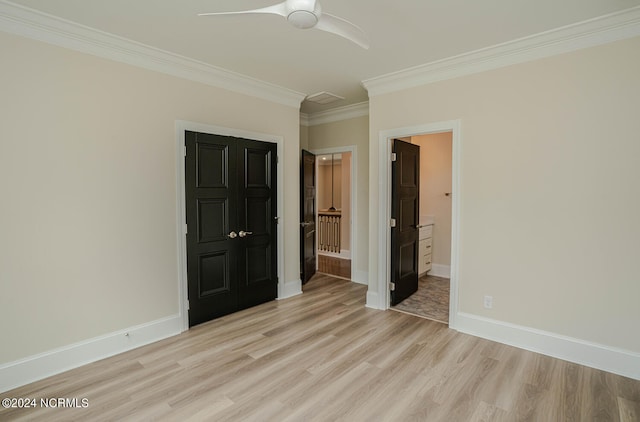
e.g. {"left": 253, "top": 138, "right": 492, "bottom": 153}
{"left": 185, "top": 131, "right": 277, "bottom": 327}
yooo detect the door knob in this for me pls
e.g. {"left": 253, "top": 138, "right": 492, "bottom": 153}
{"left": 238, "top": 230, "right": 253, "bottom": 238}
{"left": 227, "top": 231, "right": 238, "bottom": 239}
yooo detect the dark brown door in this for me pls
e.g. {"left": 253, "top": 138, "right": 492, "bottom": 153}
{"left": 300, "top": 149, "right": 316, "bottom": 284}
{"left": 185, "top": 131, "right": 277, "bottom": 326}
{"left": 237, "top": 139, "right": 278, "bottom": 309}
{"left": 390, "top": 139, "right": 420, "bottom": 305}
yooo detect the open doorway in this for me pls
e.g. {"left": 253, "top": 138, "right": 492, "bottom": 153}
{"left": 371, "top": 120, "right": 460, "bottom": 329}
{"left": 390, "top": 132, "right": 453, "bottom": 324}
{"left": 315, "top": 150, "right": 353, "bottom": 280}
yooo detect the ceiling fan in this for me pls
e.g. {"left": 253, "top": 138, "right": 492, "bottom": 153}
{"left": 198, "top": 0, "right": 370, "bottom": 49}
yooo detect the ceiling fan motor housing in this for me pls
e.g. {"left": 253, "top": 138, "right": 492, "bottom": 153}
{"left": 286, "top": 0, "right": 321, "bottom": 29}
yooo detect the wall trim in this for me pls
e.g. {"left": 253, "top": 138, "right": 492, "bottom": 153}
{"left": 428, "top": 264, "right": 451, "bottom": 279}
{"left": 365, "top": 290, "right": 379, "bottom": 309}
{"left": 0, "top": 1, "right": 305, "bottom": 108}
{"left": 0, "top": 315, "right": 183, "bottom": 393}
{"left": 301, "top": 102, "right": 369, "bottom": 127}
{"left": 456, "top": 312, "right": 640, "bottom": 381}
{"left": 318, "top": 249, "right": 351, "bottom": 259}
{"left": 352, "top": 270, "right": 368, "bottom": 286}
{"left": 362, "top": 6, "right": 640, "bottom": 96}
{"left": 175, "top": 121, "right": 286, "bottom": 330}
{"left": 277, "top": 279, "right": 303, "bottom": 300}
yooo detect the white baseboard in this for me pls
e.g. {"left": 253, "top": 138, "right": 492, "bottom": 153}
{"left": 456, "top": 312, "right": 640, "bottom": 381}
{"left": 0, "top": 314, "right": 184, "bottom": 393}
{"left": 365, "top": 290, "right": 382, "bottom": 310}
{"left": 317, "top": 250, "right": 351, "bottom": 259}
{"left": 278, "top": 279, "right": 302, "bottom": 300}
{"left": 352, "top": 270, "right": 368, "bottom": 286}
{"left": 428, "top": 264, "right": 450, "bottom": 278}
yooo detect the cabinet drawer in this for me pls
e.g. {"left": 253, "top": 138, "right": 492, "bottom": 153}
{"left": 419, "top": 252, "right": 432, "bottom": 274}
{"left": 418, "top": 258, "right": 427, "bottom": 274}
{"left": 419, "top": 238, "right": 432, "bottom": 255}
{"left": 419, "top": 224, "right": 433, "bottom": 239}
{"left": 424, "top": 253, "right": 432, "bottom": 272}
{"left": 418, "top": 254, "right": 431, "bottom": 275}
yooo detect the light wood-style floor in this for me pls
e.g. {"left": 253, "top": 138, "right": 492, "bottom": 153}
{"left": 2, "top": 274, "right": 639, "bottom": 421}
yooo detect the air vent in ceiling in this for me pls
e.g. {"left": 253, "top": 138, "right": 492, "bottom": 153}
{"left": 305, "top": 91, "right": 345, "bottom": 105}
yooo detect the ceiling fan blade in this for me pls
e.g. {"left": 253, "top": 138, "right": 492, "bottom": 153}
{"left": 315, "top": 13, "right": 369, "bottom": 49}
{"left": 198, "top": 2, "right": 288, "bottom": 18}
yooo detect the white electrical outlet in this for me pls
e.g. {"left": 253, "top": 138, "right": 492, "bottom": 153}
{"left": 484, "top": 295, "right": 493, "bottom": 309}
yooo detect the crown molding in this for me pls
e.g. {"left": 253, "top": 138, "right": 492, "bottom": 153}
{"left": 0, "top": 1, "right": 306, "bottom": 108}
{"left": 299, "top": 113, "right": 310, "bottom": 127}
{"left": 300, "top": 101, "right": 369, "bottom": 127}
{"left": 362, "top": 6, "right": 640, "bottom": 97}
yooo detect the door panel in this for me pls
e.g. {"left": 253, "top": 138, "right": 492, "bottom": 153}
{"left": 197, "top": 199, "right": 228, "bottom": 242}
{"left": 186, "top": 132, "right": 238, "bottom": 325}
{"left": 197, "top": 143, "right": 229, "bottom": 188}
{"left": 300, "top": 150, "right": 317, "bottom": 284}
{"left": 391, "top": 139, "right": 420, "bottom": 305}
{"left": 198, "top": 252, "right": 230, "bottom": 295}
{"left": 186, "top": 131, "right": 276, "bottom": 326}
{"left": 237, "top": 139, "right": 277, "bottom": 309}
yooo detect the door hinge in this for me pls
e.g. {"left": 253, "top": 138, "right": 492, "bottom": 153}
{"left": 389, "top": 282, "right": 396, "bottom": 291}
{"left": 277, "top": 155, "right": 279, "bottom": 163}
{"left": 184, "top": 223, "right": 188, "bottom": 234}
{"left": 390, "top": 218, "right": 396, "bottom": 228}
{"left": 390, "top": 152, "right": 397, "bottom": 162}
{"left": 184, "top": 145, "right": 187, "bottom": 157}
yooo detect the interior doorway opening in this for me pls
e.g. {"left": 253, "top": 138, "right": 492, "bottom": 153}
{"left": 372, "top": 120, "right": 460, "bottom": 330}
{"left": 314, "top": 149, "right": 354, "bottom": 281}
{"left": 390, "top": 132, "right": 453, "bottom": 324}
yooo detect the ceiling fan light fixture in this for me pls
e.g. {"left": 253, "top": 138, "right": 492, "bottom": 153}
{"left": 287, "top": 10, "right": 318, "bottom": 29}
{"left": 198, "top": 0, "right": 369, "bottom": 49}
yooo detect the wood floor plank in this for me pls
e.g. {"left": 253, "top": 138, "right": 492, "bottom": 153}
{"left": 467, "top": 400, "right": 509, "bottom": 422}
{"left": 1, "top": 274, "right": 638, "bottom": 421}
{"left": 581, "top": 366, "right": 621, "bottom": 422}
{"left": 618, "top": 396, "right": 640, "bottom": 422}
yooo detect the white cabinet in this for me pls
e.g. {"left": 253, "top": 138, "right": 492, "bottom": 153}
{"left": 418, "top": 224, "right": 433, "bottom": 275}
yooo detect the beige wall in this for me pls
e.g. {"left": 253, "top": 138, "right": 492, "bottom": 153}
{"left": 308, "top": 116, "right": 368, "bottom": 281}
{"left": 369, "top": 36, "right": 640, "bottom": 352}
{"left": 412, "top": 133, "right": 452, "bottom": 267}
{"left": 0, "top": 32, "right": 301, "bottom": 364}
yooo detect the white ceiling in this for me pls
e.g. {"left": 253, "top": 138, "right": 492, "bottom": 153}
{"left": 6, "top": 0, "right": 640, "bottom": 113}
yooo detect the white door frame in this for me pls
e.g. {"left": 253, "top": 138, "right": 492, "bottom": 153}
{"left": 311, "top": 145, "right": 361, "bottom": 284}
{"left": 175, "top": 120, "right": 285, "bottom": 331}
{"left": 375, "top": 120, "right": 461, "bottom": 329}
